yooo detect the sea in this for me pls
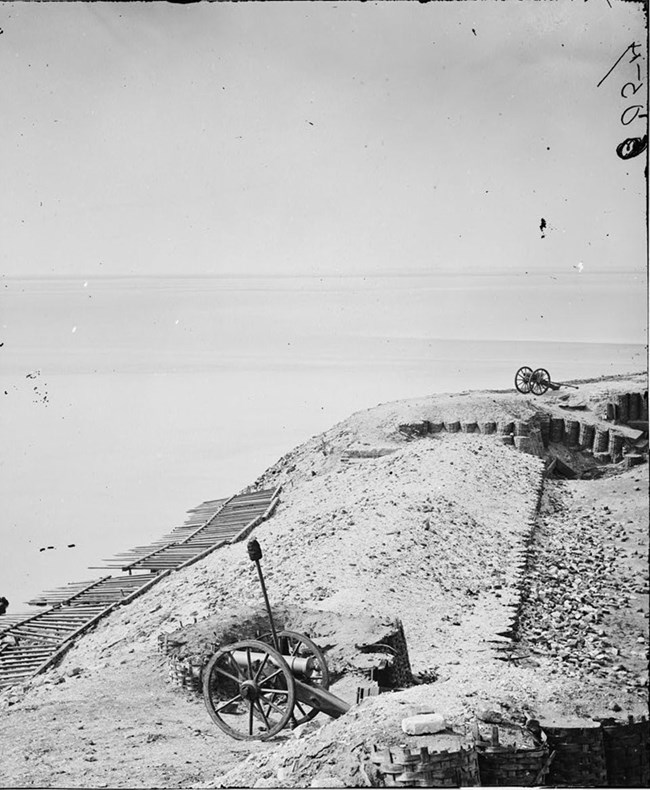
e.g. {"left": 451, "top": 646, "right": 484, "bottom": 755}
{"left": 1, "top": 274, "right": 646, "bottom": 610}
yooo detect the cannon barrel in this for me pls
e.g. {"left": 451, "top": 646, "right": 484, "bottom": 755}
{"left": 230, "top": 648, "right": 315, "bottom": 678}
{"left": 228, "top": 650, "right": 350, "bottom": 718}
{"left": 294, "top": 678, "right": 350, "bottom": 719}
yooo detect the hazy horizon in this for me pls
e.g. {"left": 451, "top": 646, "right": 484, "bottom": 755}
{"left": 1, "top": 2, "right": 646, "bottom": 611}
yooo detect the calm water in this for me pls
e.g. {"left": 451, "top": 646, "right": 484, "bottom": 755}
{"left": 1, "top": 276, "right": 646, "bottom": 608}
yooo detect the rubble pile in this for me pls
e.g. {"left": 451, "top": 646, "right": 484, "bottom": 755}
{"left": 519, "top": 475, "right": 649, "bottom": 696}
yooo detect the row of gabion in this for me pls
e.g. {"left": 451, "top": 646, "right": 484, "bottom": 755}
{"left": 167, "top": 655, "right": 202, "bottom": 694}
{"left": 606, "top": 391, "right": 648, "bottom": 424}
{"left": 398, "top": 415, "right": 635, "bottom": 464}
{"left": 158, "top": 633, "right": 204, "bottom": 695}
{"left": 372, "top": 717, "right": 649, "bottom": 788}
{"left": 398, "top": 419, "right": 541, "bottom": 448}
{"left": 546, "top": 417, "right": 628, "bottom": 462}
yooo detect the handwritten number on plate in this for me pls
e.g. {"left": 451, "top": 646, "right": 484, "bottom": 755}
{"left": 621, "top": 81, "right": 643, "bottom": 99}
{"left": 628, "top": 42, "right": 643, "bottom": 63}
{"left": 621, "top": 105, "right": 647, "bottom": 126}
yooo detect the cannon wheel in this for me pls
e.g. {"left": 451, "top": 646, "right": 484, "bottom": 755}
{"left": 275, "top": 630, "right": 330, "bottom": 726}
{"left": 515, "top": 366, "right": 534, "bottom": 394}
{"left": 203, "top": 639, "right": 295, "bottom": 741}
{"left": 531, "top": 368, "right": 551, "bottom": 396}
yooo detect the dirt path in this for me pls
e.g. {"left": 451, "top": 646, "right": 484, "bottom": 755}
{"left": 0, "top": 649, "right": 278, "bottom": 788}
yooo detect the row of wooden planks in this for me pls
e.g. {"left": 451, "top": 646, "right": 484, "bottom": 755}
{"left": 0, "top": 487, "right": 280, "bottom": 691}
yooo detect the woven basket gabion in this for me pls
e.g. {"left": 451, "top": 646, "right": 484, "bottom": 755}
{"left": 371, "top": 745, "right": 480, "bottom": 788}
{"left": 542, "top": 724, "right": 607, "bottom": 787}
{"left": 477, "top": 746, "right": 551, "bottom": 787}
{"left": 602, "top": 719, "right": 650, "bottom": 788}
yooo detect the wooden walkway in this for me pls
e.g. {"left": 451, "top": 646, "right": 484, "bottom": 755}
{"left": 0, "top": 487, "right": 280, "bottom": 691}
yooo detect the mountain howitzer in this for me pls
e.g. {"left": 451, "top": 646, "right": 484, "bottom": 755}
{"left": 514, "top": 366, "right": 580, "bottom": 396}
{"left": 202, "top": 538, "right": 350, "bottom": 740}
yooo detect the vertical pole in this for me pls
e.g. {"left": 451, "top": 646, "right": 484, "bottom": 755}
{"left": 254, "top": 560, "right": 279, "bottom": 650}
{"left": 247, "top": 539, "right": 279, "bottom": 650}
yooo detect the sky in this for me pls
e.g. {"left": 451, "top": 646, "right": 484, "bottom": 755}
{"left": 0, "top": 1, "right": 646, "bottom": 284}
{"left": 0, "top": 1, "right": 647, "bottom": 609}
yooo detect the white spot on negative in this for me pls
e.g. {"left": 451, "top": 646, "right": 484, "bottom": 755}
{"left": 72, "top": 326, "right": 77, "bottom": 333}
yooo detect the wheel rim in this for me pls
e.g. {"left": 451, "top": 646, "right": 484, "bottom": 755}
{"left": 515, "top": 366, "right": 533, "bottom": 394}
{"left": 531, "top": 368, "right": 551, "bottom": 395}
{"left": 272, "top": 630, "right": 330, "bottom": 726}
{"left": 203, "top": 639, "right": 295, "bottom": 741}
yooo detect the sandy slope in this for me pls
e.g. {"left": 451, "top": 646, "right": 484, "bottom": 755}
{"left": 0, "top": 375, "right": 647, "bottom": 788}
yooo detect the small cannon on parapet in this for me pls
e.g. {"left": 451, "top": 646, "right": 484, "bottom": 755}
{"left": 514, "top": 367, "right": 579, "bottom": 396}
{"left": 202, "top": 539, "right": 350, "bottom": 740}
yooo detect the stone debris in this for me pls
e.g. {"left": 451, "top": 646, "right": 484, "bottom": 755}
{"left": 518, "top": 476, "right": 649, "bottom": 693}
{"left": 401, "top": 712, "right": 447, "bottom": 735}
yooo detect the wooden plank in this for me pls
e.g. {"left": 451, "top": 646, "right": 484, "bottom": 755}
{"left": 0, "top": 659, "right": 52, "bottom": 668}
{"left": 30, "top": 618, "right": 88, "bottom": 627}
{"left": 56, "top": 608, "right": 108, "bottom": 615}
{"left": 174, "top": 540, "right": 228, "bottom": 571}
{"left": 7, "top": 631, "right": 61, "bottom": 644}
{"left": 0, "top": 656, "right": 51, "bottom": 666}
{"left": 0, "top": 669, "right": 41, "bottom": 680}
{"left": 16, "top": 623, "right": 79, "bottom": 633}
{"left": 0, "top": 607, "right": 58, "bottom": 632}
{"left": 174, "top": 495, "right": 235, "bottom": 544}
{"left": 0, "top": 649, "right": 53, "bottom": 658}
{"left": 120, "top": 541, "right": 181, "bottom": 571}
{"left": 231, "top": 495, "right": 280, "bottom": 544}
{"left": 108, "top": 569, "right": 172, "bottom": 608}
{"left": 29, "top": 576, "right": 113, "bottom": 606}
{"left": 0, "top": 651, "right": 52, "bottom": 659}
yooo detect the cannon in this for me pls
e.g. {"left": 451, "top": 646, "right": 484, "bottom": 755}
{"left": 514, "top": 367, "right": 579, "bottom": 396}
{"left": 202, "top": 538, "right": 350, "bottom": 740}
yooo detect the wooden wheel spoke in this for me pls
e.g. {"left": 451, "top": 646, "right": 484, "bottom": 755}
{"left": 255, "top": 699, "right": 271, "bottom": 729}
{"left": 214, "top": 693, "right": 242, "bottom": 713}
{"left": 214, "top": 666, "right": 242, "bottom": 686}
{"left": 203, "top": 639, "right": 297, "bottom": 741}
{"left": 260, "top": 692, "right": 288, "bottom": 716}
{"left": 225, "top": 651, "right": 244, "bottom": 680}
{"left": 258, "top": 667, "right": 284, "bottom": 687}
{"left": 515, "top": 366, "right": 533, "bottom": 394}
{"left": 253, "top": 651, "right": 270, "bottom": 682}
{"left": 272, "top": 630, "right": 329, "bottom": 727}
{"left": 295, "top": 700, "right": 309, "bottom": 718}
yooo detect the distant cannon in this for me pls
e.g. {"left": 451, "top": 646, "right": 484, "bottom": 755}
{"left": 514, "top": 367, "right": 579, "bottom": 396}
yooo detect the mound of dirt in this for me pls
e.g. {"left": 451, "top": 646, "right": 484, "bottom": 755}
{"left": 162, "top": 603, "right": 412, "bottom": 684}
{"left": 0, "top": 375, "right": 647, "bottom": 788}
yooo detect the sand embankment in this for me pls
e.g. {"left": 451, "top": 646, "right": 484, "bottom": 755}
{"left": 0, "top": 374, "right": 647, "bottom": 788}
